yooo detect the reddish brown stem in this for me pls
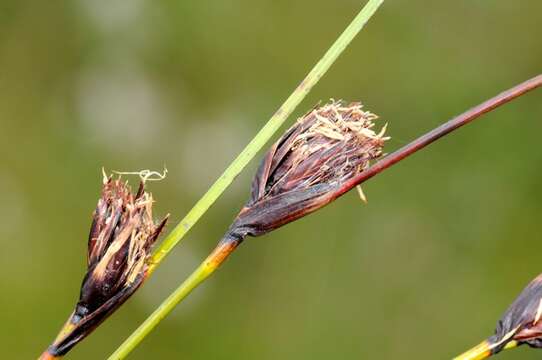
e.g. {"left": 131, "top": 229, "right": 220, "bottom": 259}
{"left": 338, "top": 74, "right": 542, "bottom": 196}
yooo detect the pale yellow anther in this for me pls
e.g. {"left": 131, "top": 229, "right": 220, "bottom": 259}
{"left": 356, "top": 185, "right": 368, "bottom": 204}
{"left": 377, "top": 123, "right": 388, "bottom": 138}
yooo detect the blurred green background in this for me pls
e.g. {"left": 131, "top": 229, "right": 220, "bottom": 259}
{"left": 1, "top": 0, "right": 541, "bottom": 359}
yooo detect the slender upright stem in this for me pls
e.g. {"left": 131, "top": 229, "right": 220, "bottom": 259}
{"left": 147, "top": 0, "right": 385, "bottom": 275}
{"left": 453, "top": 340, "right": 518, "bottom": 360}
{"left": 453, "top": 340, "right": 492, "bottom": 360}
{"left": 110, "top": 75, "right": 541, "bottom": 359}
{"left": 109, "top": 240, "right": 240, "bottom": 360}
{"left": 39, "top": 352, "right": 60, "bottom": 360}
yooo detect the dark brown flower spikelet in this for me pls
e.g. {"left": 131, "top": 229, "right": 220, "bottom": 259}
{"left": 489, "top": 273, "right": 542, "bottom": 354}
{"left": 228, "top": 100, "right": 388, "bottom": 240}
{"left": 46, "top": 176, "right": 168, "bottom": 357}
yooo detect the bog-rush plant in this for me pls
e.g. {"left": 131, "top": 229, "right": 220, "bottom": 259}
{"left": 455, "top": 273, "right": 542, "bottom": 360}
{"left": 110, "top": 75, "right": 542, "bottom": 359}
{"left": 40, "top": 1, "right": 384, "bottom": 358}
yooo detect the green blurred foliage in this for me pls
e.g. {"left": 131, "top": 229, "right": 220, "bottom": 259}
{"left": 1, "top": 0, "right": 541, "bottom": 359}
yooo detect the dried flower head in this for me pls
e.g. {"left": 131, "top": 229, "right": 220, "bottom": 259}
{"left": 227, "top": 100, "right": 388, "bottom": 240}
{"left": 489, "top": 273, "right": 542, "bottom": 353}
{"left": 43, "top": 176, "right": 168, "bottom": 358}
{"left": 455, "top": 273, "right": 542, "bottom": 360}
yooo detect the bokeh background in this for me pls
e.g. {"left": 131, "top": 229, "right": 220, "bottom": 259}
{"left": 1, "top": 0, "right": 541, "bottom": 359}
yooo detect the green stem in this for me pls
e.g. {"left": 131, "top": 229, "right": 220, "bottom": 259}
{"left": 147, "top": 0, "right": 384, "bottom": 274}
{"left": 109, "top": 240, "right": 240, "bottom": 359}
{"left": 109, "top": 262, "right": 212, "bottom": 360}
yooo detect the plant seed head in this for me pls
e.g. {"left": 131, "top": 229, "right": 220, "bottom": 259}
{"left": 230, "top": 100, "right": 388, "bottom": 238}
{"left": 489, "top": 273, "right": 542, "bottom": 354}
{"left": 47, "top": 176, "right": 168, "bottom": 356}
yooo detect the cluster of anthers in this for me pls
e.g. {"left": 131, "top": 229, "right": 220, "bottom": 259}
{"left": 287, "top": 101, "right": 389, "bottom": 201}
